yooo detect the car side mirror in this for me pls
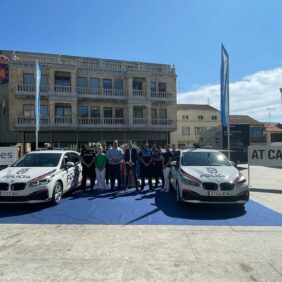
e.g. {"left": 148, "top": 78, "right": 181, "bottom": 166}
{"left": 66, "top": 161, "right": 74, "bottom": 168}
{"left": 230, "top": 161, "right": 236, "bottom": 167}
{"left": 170, "top": 160, "right": 176, "bottom": 166}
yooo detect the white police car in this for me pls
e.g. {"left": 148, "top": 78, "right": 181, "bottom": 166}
{"left": 170, "top": 148, "right": 249, "bottom": 205}
{"left": 0, "top": 150, "right": 82, "bottom": 205}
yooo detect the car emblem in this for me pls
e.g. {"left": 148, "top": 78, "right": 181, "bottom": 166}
{"left": 207, "top": 167, "right": 217, "bottom": 174}
{"left": 16, "top": 168, "right": 31, "bottom": 174}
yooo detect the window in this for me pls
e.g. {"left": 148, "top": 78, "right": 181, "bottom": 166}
{"left": 55, "top": 106, "right": 71, "bottom": 117}
{"left": 23, "top": 104, "right": 34, "bottom": 117}
{"left": 115, "top": 108, "right": 124, "bottom": 118}
{"left": 198, "top": 115, "right": 204, "bottom": 120}
{"left": 78, "top": 106, "right": 88, "bottom": 118}
{"left": 23, "top": 73, "right": 34, "bottom": 85}
{"left": 104, "top": 107, "right": 112, "bottom": 118}
{"left": 211, "top": 115, "right": 217, "bottom": 121}
{"left": 103, "top": 79, "right": 112, "bottom": 89}
{"left": 151, "top": 108, "right": 157, "bottom": 119}
{"left": 114, "top": 80, "right": 123, "bottom": 90}
{"left": 133, "top": 80, "right": 142, "bottom": 90}
{"left": 150, "top": 82, "right": 156, "bottom": 92}
{"left": 194, "top": 126, "right": 206, "bottom": 135}
{"left": 40, "top": 105, "right": 48, "bottom": 117}
{"left": 133, "top": 107, "right": 143, "bottom": 118}
{"left": 66, "top": 152, "right": 80, "bottom": 164}
{"left": 158, "top": 82, "right": 166, "bottom": 92}
{"left": 55, "top": 72, "right": 71, "bottom": 86}
{"left": 90, "top": 78, "right": 99, "bottom": 89}
{"left": 159, "top": 108, "right": 167, "bottom": 119}
{"left": 77, "top": 77, "right": 87, "bottom": 88}
{"left": 182, "top": 115, "right": 189, "bottom": 120}
{"left": 91, "top": 106, "right": 100, "bottom": 118}
{"left": 182, "top": 127, "right": 190, "bottom": 136}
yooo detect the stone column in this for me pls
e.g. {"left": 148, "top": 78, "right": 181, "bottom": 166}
{"left": 146, "top": 77, "right": 151, "bottom": 98}
{"left": 128, "top": 104, "right": 133, "bottom": 126}
{"left": 146, "top": 104, "right": 151, "bottom": 126}
{"left": 127, "top": 77, "right": 133, "bottom": 97}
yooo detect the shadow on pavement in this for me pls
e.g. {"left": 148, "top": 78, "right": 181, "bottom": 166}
{"left": 153, "top": 189, "right": 246, "bottom": 221}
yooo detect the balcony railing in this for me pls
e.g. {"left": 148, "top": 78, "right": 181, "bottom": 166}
{"left": 17, "top": 116, "right": 50, "bottom": 126}
{"left": 151, "top": 91, "right": 173, "bottom": 100}
{"left": 54, "top": 85, "right": 72, "bottom": 93}
{"left": 16, "top": 116, "right": 175, "bottom": 129}
{"left": 17, "top": 84, "right": 49, "bottom": 93}
{"left": 78, "top": 117, "right": 126, "bottom": 126}
{"left": 77, "top": 87, "right": 125, "bottom": 97}
{"left": 132, "top": 90, "right": 146, "bottom": 97}
{"left": 151, "top": 119, "right": 174, "bottom": 127}
{"left": 54, "top": 116, "right": 72, "bottom": 124}
{"left": 133, "top": 118, "right": 147, "bottom": 125}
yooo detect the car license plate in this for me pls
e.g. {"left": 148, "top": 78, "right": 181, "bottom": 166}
{"left": 0, "top": 191, "right": 19, "bottom": 196}
{"left": 208, "top": 191, "right": 230, "bottom": 196}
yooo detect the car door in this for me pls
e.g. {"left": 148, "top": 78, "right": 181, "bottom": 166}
{"left": 59, "top": 153, "right": 73, "bottom": 191}
{"left": 68, "top": 152, "right": 82, "bottom": 189}
{"left": 171, "top": 150, "right": 180, "bottom": 189}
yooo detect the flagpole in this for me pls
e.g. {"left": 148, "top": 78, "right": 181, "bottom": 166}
{"left": 35, "top": 61, "right": 41, "bottom": 151}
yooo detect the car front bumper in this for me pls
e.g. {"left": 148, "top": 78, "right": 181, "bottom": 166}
{"left": 180, "top": 188, "right": 249, "bottom": 204}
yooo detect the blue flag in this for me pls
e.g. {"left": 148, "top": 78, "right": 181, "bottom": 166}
{"left": 220, "top": 44, "right": 229, "bottom": 127}
{"left": 35, "top": 61, "right": 41, "bottom": 130}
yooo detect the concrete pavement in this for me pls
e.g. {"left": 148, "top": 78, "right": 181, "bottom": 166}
{"left": 0, "top": 165, "right": 282, "bottom": 281}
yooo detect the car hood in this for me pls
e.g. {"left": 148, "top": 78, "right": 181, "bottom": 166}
{"left": 181, "top": 166, "right": 239, "bottom": 183}
{"left": 0, "top": 167, "right": 57, "bottom": 183}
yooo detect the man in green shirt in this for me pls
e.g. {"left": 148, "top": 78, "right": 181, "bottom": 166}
{"left": 95, "top": 146, "right": 107, "bottom": 191}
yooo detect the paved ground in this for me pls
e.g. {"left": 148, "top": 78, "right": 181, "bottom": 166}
{"left": 0, "top": 165, "right": 282, "bottom": 281}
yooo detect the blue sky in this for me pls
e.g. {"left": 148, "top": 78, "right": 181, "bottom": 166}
{"left": 2, "top": 0, "right": 282, "bottom": 122}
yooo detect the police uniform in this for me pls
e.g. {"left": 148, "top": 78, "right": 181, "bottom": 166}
{"left": 152, "top": 147, "right": 164, "bottom": 188}
{"left": 80, "top": 147, "right": 96, "bottom": 191}
{"left": 139, "top": 147, "right": 153, "bottom": 190}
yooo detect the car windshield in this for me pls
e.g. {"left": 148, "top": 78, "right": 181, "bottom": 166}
{"left": 181, "top": 151, "right": 231, "bottom": 166}
{"left": 11, "top": 153, "right": 62, "bottom": 167}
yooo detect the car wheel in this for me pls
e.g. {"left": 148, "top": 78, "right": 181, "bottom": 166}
{"left": 51, "top": 181, "right": 63, "bottom": 205}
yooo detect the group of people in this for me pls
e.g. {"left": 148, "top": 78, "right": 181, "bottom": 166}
{"left": 80, "top": 140, "right": 177, "bottom": 193}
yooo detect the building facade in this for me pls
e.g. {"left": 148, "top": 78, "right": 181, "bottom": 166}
{"left": 0, "top": 50, "right": 177, "bottom": 151}
{"left": 170, "top": 104, "right": 221, "bottom": 148}
{"left": 263, "top": 122, "right": 282, "bottom": 145}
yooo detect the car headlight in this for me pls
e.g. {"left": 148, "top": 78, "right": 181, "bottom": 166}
{"left": 28, "top": 175, "right": 52, "bottom": 187}
{"left": 180, "top": 169, "right": 201, "bottom": 187}
{"left": 235, "top": 173, "right": 247, "bottom": 187}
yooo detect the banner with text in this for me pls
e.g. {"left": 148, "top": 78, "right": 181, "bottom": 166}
{"left": 248, "top": 145, "right": 282, "bottom": 167}
{"left": 0, "top": 147, "right": 17, "bottom": 166}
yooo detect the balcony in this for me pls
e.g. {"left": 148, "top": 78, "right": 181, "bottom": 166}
{"left": 54, "top": 85, "right": 72, "bottom": 93}
{"left": 77, "top": 87, "right": 126, "bottom": 100}
{"left": 151, "top": 119, "right": 174, "bottom": 128}
{"left": 78, "top": 117, "right": 126, "bottom": 128}
{"left": 151, "top": 91, "right": 173, "bottom": 101}
{"left": 132, "top": 90, "right": 146, "bottom": 97}
{"left": 15, "top": 116, "right": 175, "bottom": 130}
{"left": 16, "top": 117, "right": 50, "bottom": 128}
{"left": 16, "top": 84, "right": 50, "bottom": 97}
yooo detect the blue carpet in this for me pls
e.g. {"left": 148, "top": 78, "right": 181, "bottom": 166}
{"left": 0, "top": 188, "right": 282, "bottom": 226}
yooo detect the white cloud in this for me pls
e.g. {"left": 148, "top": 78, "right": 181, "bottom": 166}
{"left": 178, "top": 67, "right": 282, "bottom": 123}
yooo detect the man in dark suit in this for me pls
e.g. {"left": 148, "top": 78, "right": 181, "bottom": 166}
{"left": 124, "top": 140, "right": 138, "bottom": 191}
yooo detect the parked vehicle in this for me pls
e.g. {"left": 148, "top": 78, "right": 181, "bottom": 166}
{"left": 0, "top": 150, "right": 82, "bottom": 204}
{"left": 170, "top": 148, "right": 249, "bottom": 205}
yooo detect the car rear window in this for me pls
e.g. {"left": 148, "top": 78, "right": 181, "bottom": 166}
{"left": 12, "top": 153, "right": 62, "bottom": 167}
{"left": 181, "top": 151, "right": 231, "bottom": 166}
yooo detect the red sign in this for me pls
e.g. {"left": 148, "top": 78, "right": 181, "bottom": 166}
{"left": 0, "top": 55, "right": 10, "bottom": 64}
{"left": 0, "top": 64, "right": 9, "bottom": 84}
